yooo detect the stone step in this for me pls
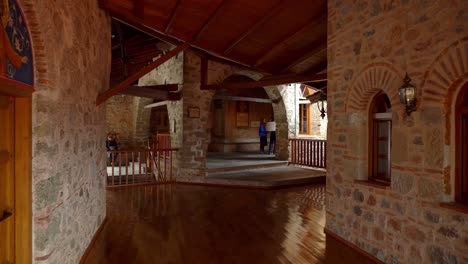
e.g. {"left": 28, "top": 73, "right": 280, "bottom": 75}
{"left": 206, "top": 161, "right": 288, "bottom": 173}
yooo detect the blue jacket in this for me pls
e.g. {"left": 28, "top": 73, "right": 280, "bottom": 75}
{"left": 259, "top": 123, "right": 267, "bottom": 137}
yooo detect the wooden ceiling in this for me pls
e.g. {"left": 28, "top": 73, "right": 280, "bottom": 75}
{"left": 99, "top": 0, "right": 327, "bottom": 77}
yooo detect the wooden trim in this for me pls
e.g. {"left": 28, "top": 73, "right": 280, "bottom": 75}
{"left": 324, "top": 228, "right": 384, "bottom": 264}
{"left": 0, "top": 77, "right": 35, "bottom": 97}
{"left": 354, "top": 180, "right": 391, "bottom": 190}
{"left": 14, "top": 96, "right": 32, "bottom": 264}
{"left": 79, "top": 217, "right": 108, "bottom": 264}
{"left": 201, "top": 73, "right": 327, "bottom": 90}
{"left": 223, "top": 0, "right": 286, "bottom": 55}
{"left": 96, "top": 42, "right": 190, "bottom": 106}
{"left": 440, "top": 202, "right": 468, "bottom": 214}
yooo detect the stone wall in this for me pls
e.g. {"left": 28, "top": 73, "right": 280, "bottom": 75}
{"left": 24, "top": 0, "right": 111, "bottom": 263}
{"left": 105, "top": 53, "right": 184, "bottom": 149}
{"left": 326, "top": 0, "right": 468, "bottom": 263}
{"left": 106, "top": 95, "right": 135, "bottom": 149}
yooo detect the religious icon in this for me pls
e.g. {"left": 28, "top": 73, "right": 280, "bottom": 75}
{"left": 0, "top": 0, "right": 29, "bottom": 80}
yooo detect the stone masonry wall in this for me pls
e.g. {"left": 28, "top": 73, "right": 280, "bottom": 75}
{"left": 326, "top": 1, "right": 468, "bottom": 263}
{"left": 24, "top": 0, "right": 111, "bottom": 263}
{"left": 105, "top": 52, "right": 184, "bottom": 149}
{"left": 106, "top": 95, "right": 136, "bottom": 149}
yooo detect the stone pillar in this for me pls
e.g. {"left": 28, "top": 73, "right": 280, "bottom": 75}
{"left": 132, "top": 97, "right": 153, "bottom": 148}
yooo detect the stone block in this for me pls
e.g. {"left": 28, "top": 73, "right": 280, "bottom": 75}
{"left": 418, "top": 178, "right": 442, "bottom": 199}
{"left": 427, "top": 245, "right": 458, "bottom": 264}
{"left": 404, "top": 225, "right": 426, "bottom": 243}
{"left": 392, "top": 172, "right": 414, "bottom": 195}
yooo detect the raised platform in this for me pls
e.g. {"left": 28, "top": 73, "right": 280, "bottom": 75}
{"left": 205, "top": 152, "right": 326, "bottom": 188}
{"left": 207, "top": 166, "right": 326, "bottom": 188}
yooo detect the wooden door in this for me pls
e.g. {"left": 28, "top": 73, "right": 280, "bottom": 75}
{"left": 0, "top": 94, "right": 15, "bottom": 264}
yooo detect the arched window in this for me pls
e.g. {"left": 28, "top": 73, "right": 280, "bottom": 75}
{"left": 369, "top": 92, "right": 392, "bottom": 183}
{"left": 455, "top": 83, "right": 468, "bottom": 205}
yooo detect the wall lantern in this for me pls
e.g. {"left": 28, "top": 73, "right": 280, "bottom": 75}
{"left": 399, "top": 73, "right": 417, "bottom": 115}
{"left": 317, "top": 92, "right": 327, "bottom": 119}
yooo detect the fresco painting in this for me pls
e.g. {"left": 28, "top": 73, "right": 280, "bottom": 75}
{"left": 1, "top": 0, "right": 33, "bottom": 86}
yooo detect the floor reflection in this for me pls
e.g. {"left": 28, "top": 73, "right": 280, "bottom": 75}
{"left": 84, "top": 184, "right": 327, "bottom": 264}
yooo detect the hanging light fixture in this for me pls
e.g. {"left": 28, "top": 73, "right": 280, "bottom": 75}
{"left": 399, "top": 73, "right": 417, "bottom": 115}
{"left": 317, "top": 92, "right": 327, "bottom": 119}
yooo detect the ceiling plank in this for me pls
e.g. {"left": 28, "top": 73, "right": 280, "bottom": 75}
{"left": 133, "top": 0, "right": 144, "bottom": 18}
{"left": 223, "top": 0, "right": 285, "bottom": 55}
{"left": 96, "top": 42, "right": 191, "bottom": 106}
{"left": 201, "top": 73, "right": 327, "bottom": 90}
{"left": 111, "top": 16, "right": 271, "bottom": 75}
{"left": 193, "top": 0, "right": 228, "bottom": 42}
{"left": 165, "top": 0, "right": 182, "bottom": 33}
{"left": 254, "top": 14, "right": 327, "bottom": 67}
{"left": 120, "top": 86, "right": 181, "bottom": 100}
{"left": 280, "top": 43, "right": 327, "bottom": 74}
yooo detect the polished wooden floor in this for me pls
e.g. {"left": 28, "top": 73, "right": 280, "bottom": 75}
{"left": 82, "top": 184, "right": 343, "bottom": 264}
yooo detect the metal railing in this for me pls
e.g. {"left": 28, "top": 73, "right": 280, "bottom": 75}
{"left": 289, "top": 138, "right": 326, "bottom": 169}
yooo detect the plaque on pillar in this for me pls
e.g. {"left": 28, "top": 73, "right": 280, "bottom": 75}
{"left": 187, "top": 107, "right": 200, "bottom": 118}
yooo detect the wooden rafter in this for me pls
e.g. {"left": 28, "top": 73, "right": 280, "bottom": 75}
{"left": 120, "top": 86, "right": 181, "bottom": 100}
{"left": 96, "top": 42, "right": 190, "bottom": 106}
{"left": 201, "top": 73, "right": 327, "bottom": 90}
{"left": 254, "top": 14, "right": 327, "bottom": 67}
{"left": 165, "top": 0, "right": 182, "bottom": 33}
{"left": 193, "top": 0, "right": 227, "bottom": 41}
{"left": 281, "top": 43, "right": 327, "bottom": 73}
{"left": 133, "top": 0, "right": 144, "bottom": 18}
{"left": 223, "top": 0, "right": 285, "bottom": 55}
{"left": 110, "top": 16, "right": 270, "bottom": 75}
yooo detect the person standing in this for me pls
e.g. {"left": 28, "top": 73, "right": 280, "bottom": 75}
{"left": 266, "top": 118, "right": 276, "bottom": 155}
{"left": 259, "top": 117, "right": 267, "bottom": 154}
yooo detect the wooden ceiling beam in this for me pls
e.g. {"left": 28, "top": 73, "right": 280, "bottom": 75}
{"left": 165, "top": 0, "right": 182, "bottom": 33}
{"left": 280, "top": 43, "right": 327, "bottom": 74}
{"left": 201, "top": 73, "right": 327, "bottom": 90}
{"left": 254, "top": 14, "right": 327, "bottom": 67}
{"left": 223, "top": 0, "right": 285, "bottom": 55}
{"left": 120, "top": 86, "right": 181, "bottom": 100}
{"left": 133, "top": 0, "right": 144, "bottom": 18}
{"left": 193, "top": 0, "right": 228, "bottom": 42}
{"left": 96, "top": 42, "right": 190, "bottom": 106}
{"left": 130, "top": 84, "right": 179, "bottom": 91}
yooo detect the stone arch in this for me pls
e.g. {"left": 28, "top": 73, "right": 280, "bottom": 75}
{"left": 421, "top": 37, "right": 468, "bottom": 145}
{"left": 207, "top": 72, "right": 290, "bottom": 160}
{"left": 345, "top": 62, "right": 402, "bottom": 112}
{"left": 423, "top": 37, "right": 468, "bottom": 108}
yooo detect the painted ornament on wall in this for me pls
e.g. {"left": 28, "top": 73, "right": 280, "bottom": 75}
{"left": 1, "top": 0, "right": 33, "bottom": 86}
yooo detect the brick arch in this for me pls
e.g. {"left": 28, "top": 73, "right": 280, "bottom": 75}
{"left": 422, "top": 37, "right": 468, "bottom": 113}
{"left": 345, "top": 62, "right": 402, "bottom": 112}
{"left": 19, "top": 0, "right": 51, "bottom": 91}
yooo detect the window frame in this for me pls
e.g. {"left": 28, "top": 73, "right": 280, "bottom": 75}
{"left": 455, "top": 85, "right": 468, "bottom": 205}
{"left": 368, "top": 92, "right": 392, "bottom": 184}
{"left": 299, "top": 103, "right": 311, "bottom": 135}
